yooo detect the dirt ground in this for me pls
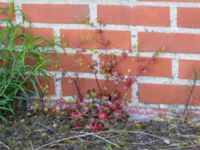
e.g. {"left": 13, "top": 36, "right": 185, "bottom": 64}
{"left": 0, "top": 110, "right": 200, "bottom": 150}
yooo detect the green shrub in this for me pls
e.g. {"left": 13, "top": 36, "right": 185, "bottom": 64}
{"left": 0, "top": 3, "right": 57, "bottom": 121}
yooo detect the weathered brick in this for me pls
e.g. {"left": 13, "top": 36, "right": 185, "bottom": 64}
{"left": 60, "top": 29, "right": 131, "bottom": 50}
{"left": 138, "top": 32, "right": 200, "bottom": 54}
{"left": 178, "top": 7, "right": 200, "bottom": 28}
{"left": 100, "top": 55, "right": 172, "bottom": 77}
{"left": 22, "top": 4, "right": 89, "bottom": 24}
{"left": 139, "top": 83, "right": 200, "bottom": 105}
{"left": 179, "top": 60, "right": 200, "bottom": 79}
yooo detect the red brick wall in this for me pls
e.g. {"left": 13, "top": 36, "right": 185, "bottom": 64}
{"left": 1, "top": 0, "right": 200, "bottom": 120}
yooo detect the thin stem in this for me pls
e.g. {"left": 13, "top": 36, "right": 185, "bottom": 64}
{"left": 183, "top": 71, "right": 198, "bottom": 115}
{"left": 73, "top": 80, "right": 84, "bottom": 103}
{"left": 94, "top": 73, "right": 102, "bottom": 95}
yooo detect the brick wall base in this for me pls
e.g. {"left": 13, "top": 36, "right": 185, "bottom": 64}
{"left": 1, "top": 0, "right": 200, "bottom": 120}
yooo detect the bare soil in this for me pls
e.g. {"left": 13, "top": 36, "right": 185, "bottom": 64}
{"left": 0, "top": 110, "right": 200, "bottom": 150}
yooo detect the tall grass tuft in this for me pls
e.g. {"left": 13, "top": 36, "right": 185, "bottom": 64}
{"left": 0, "top": 2, "right": 58, "bottom": 121}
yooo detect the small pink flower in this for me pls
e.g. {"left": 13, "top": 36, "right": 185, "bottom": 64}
{"left": 113, "top": 109, "right": 122, "bottom": 119}
{"left": 89, "top": 121, "right": 102, "bottom": 131}
{"left": 71, "top": 112, "right": 83, "bottom": 120}
{"left": 98, "top": 112, "right": 107, "bottom": 121}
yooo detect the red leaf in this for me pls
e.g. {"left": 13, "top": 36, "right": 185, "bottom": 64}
{"left": 89, "top": 121, "right": 102, "bottom": 131}
{"left": 98, "top": 112, "right": 107, "bottom": 121}
{"left": 75, "top": 123, "right": 82, "bottom": 130}
{"left": 71, "top": 112, "right": 83, "bottom": 120}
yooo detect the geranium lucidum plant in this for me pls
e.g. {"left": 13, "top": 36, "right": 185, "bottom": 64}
{"left": 0, "top": 3, "right": 57, "bottom": 121}
{"left": 44, "top": 20, "right": 162, "bottom": 131}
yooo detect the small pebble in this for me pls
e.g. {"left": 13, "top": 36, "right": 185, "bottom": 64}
{"left": 27, "top": 112, "right": 31, "bottom": 117}
{"left": 164, "top": 139, "right": 170, "bottom": 144}
{"left": 41, "top": 133, "right": 46, "bottom": 137}
{"left": 53, "top": 123, "right": 57, "bottom": 128}
{"left": 20, "top": 119, "right": 25, "bottom": 123}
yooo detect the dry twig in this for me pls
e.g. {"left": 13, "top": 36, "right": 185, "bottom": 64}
{"left": 183, "top": 70, "right": 198, "bottom": 116}
{"left": 34, "top": 129, "right": 167, "bottom": 150}
{"left": 29, "top": 141, "right": 34, "bottom": 150}
{"left": 0, "top": 141, "right": 10, "bottom": 150}
{"left": 33, "top": 132, "right": 120, "bottom": 150}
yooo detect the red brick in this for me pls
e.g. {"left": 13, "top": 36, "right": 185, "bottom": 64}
{"left": 22, "top": 4, "right": 89, "bottom": 24}
{"left": 25, "top": 53, "right": 92, "bottom": 73}
{"left": 27, "top": 76, "right": 55, "bottom": 95}
{"left": 98, "top": 5, "right": 170, "bottom": 27}
{"left": 27, "top": 27, "right": 54, "bottom": 41}
{"left": 0, "top": 3, "right": 15, "bottom": 21}
{"left": 100, "top": 55, "right": 172, "bottom": 77}
{"left": 14, "top": 27, "right": 54, "bottom": 46}
{"left": 138, "top": 32, "right": 200, "bottom": 54}
{"left": 45, "top": 53, "right": 93, "bottom": 73}
{"left": 39, "top": 76, "right": 55, "bottom": 95}
{"left": 178, "top": 8, "right": 200, "bottom": 28}
{"left": 139, "top": 83, "right": 200, "bottom": 105}
{"left": 0, "top": 27, "right": 54, "bottom": 41}
{"left": 61, "top": 77, "right": 131, "bottom": 99}
{"left": 179, "top": 60, "right": 200, "bottom": 79}
{"left": 60, "top": 29, "right": 131, "bottom": 50}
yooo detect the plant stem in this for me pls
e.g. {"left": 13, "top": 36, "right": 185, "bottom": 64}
{"left": 183, "top": 71, "right": 198, "bottom": 115}
{"left": 94, "top": 73, "right": 102, "bottom": 95}
{"left": 73, "top": 80, "right": 84, "bottom": 103}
